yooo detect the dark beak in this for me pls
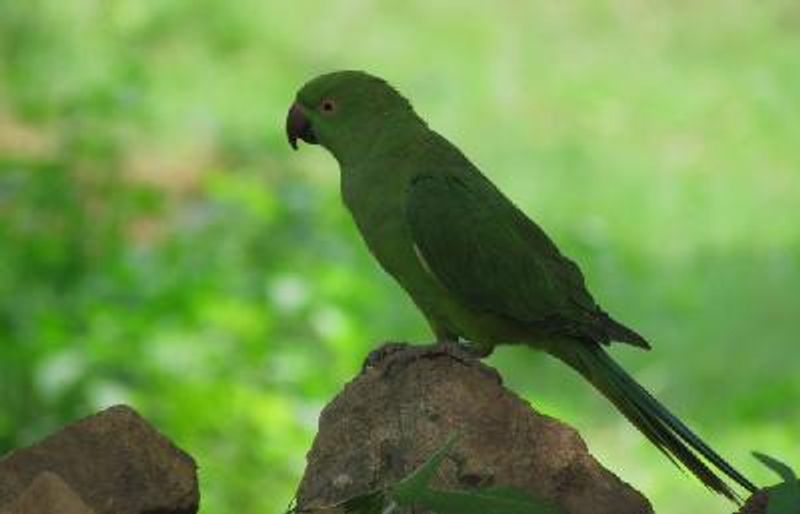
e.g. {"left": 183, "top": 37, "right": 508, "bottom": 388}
{"left": 286, "top": 102, "right": 318, "bottom": 150}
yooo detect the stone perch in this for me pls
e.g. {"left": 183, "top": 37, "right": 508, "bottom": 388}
{"left": 295, "top": 342, "right": 654, "bottom": 514}
{"left": 0, "top": 405, "right": 199, "bottom": 514}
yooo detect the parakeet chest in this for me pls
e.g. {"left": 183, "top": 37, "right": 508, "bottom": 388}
{"left": 338, "top": 163, "right": 527, "bottom": 344}
{"left": 340, "top": 169, "right": 416, "bottom": 273}
{"left": 341, "top": 169, "right": 467, "bottom": 336}
{"left": 341, "top": 165, "right": 461, "bottom": 322}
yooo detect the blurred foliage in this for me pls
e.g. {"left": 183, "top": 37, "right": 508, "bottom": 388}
{"left": 753, "top": 453, "right": 800, "bottom": 514}
{"left": 0, "top": 1, "right": 798, "bottom": 513}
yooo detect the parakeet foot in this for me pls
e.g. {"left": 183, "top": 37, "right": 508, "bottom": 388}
{"left": 432, "top": 339, "right": 478, "bottom": 363}
{"left": 460, "top": 339, "right": 495, "bottom": 358}
{"left": 362, "top": 342, "right": 410, "bottom": 371}
{"left": 363, "top": 339, "right": 495, "bottom": 379}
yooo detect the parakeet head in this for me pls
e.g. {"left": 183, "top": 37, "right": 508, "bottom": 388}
{"left": 286, "top": 71, "right": 421, "bottom": 161}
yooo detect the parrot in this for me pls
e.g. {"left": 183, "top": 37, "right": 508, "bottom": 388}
{"left": 286, "top": 70, "right": 757, "bottom": 501}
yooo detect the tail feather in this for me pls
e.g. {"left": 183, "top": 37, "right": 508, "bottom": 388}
{"left": 557, "top": 343, "right": 758, "bottom": 501}
{"left": 597, "top": 310, "right": 651, "bottom": 349}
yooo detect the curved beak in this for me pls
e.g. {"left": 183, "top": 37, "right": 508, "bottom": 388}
{"left": 286, "top": 102, "right": 318, "bottom": 150}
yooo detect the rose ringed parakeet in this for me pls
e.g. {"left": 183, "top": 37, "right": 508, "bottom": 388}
{"left": 286, "top": 70, "right": 757, "bottom": 500}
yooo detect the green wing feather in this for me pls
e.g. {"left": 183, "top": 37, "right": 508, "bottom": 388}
{"left": 406, "top": 171, "right": 645, "bottom": 346}
{"left": 407, "top": 173, "right": 591, "bottom": 319}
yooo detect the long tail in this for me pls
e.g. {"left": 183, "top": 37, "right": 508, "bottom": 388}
{"left": 555, "top": 342, "right": 758, "bottom": 501}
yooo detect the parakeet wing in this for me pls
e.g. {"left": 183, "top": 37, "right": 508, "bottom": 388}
{"left": 407, "top": 172, "right": 597, "bottom": 327}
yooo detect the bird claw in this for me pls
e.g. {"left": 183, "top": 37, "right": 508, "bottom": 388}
{"left": 362, "top": 342, "right": 410, "bottom": 371}
{"left": 362, "top": 339, "right": 495, "bottom": 379}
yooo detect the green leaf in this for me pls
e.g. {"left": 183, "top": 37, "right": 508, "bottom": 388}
{"left": 403, "top": 486, "right": 562, "bottom": 514}
{"left": 764, "top": 484, "right": 800, "bottom": 514}
{"left": 341, "top": 490, "right": 392, "bottom": 514}
{"left": 331, "top": 434, "right": 563, "bottom": 514}
{"left": 754, "top": 452, "right": 798, "bottom": 483}
{"left": 391, "top": 433, "right": 460, "bottom": 503}
{"left": 752, "top": 452, "right": 800, "bottom": 514}
{"left": 392, "top": 433, "right": 563, "bottom": 514}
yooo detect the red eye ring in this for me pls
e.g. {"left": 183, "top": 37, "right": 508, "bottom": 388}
{"left": 320, "top": 99, "right": 336, "bottom": 113}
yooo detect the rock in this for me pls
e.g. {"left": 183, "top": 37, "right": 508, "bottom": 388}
{"left": 735, "top": 490, "right": 768, "bottom": 514}
{"left": 0, "top": 405, "right": 198, "bottom": 514}
{"left": 295, "top": 342, "right": 653, "bottom": 514}
{"left": 1, "top": 471, "right": 94, "bottom": 514}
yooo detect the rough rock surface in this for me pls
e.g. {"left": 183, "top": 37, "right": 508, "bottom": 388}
{"left": 295, "top": 342, "right": 653, "bottom": 514}
{"left": 1, "top": 472, "right": 94, "bottom": 514}
{"left": 0, "top": 405, "right": 198, "bottom": 514}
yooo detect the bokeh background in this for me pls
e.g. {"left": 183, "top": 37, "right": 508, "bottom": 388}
{"left": 1, "top": 1, "right": 798, "bottom": 512}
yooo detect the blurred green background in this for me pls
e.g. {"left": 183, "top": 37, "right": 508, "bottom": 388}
{"left": 1, "top": 1, "right": 798, "bottom": 512}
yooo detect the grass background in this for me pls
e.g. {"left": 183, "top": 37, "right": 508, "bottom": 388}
{"left": 1, "top": 1, "right": 798, "bottom": 512}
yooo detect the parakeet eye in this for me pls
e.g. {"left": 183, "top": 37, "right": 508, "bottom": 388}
{"left": 320, "top": 98, "right": 337, "bottom": 114}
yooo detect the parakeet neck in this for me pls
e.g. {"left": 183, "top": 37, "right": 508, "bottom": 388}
{"left": 328, "top": 112, "right": 427, "bottom": 169}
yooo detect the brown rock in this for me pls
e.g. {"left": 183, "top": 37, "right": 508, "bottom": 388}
{"left": 735, "top": 490, "right": 768, "bottom": 514}
{"left": 0, "top": 405, "right": 198, "bottom": 514}
{"left": 1, "top": 471, "right": 94, "bottom": 514}
{"left": 295, "top": 342, "right": 653, "bottom": 514}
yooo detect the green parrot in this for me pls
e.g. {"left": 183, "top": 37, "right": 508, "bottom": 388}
{"left": 286, "top": 70, "right": 757, "bottom": 500}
